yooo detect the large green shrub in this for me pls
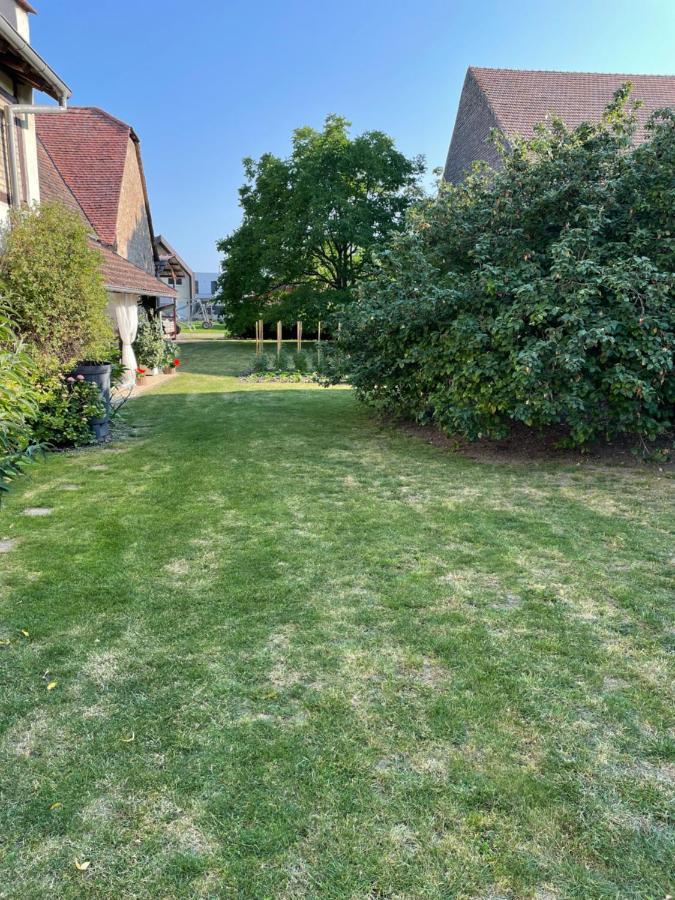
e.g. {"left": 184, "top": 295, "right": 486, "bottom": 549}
{"left": 0, "top": 202, "right": 114, "bottom": 375}
{"left": 336, "top": 88, "right": 674, "bottom": 446}
{"left": 0, "top": 307, "right": 38, "bottom": 490}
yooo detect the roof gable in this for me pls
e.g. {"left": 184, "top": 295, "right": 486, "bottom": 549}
{"left": 470, "top": 67, "right": 675, "bottom": 145}
{"left": 35, "top": 107, "right": 132, "bottom": 246}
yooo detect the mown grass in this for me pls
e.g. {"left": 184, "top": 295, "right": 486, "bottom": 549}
{"left": 0, "top": 341, "right": 673, "bottom": 898}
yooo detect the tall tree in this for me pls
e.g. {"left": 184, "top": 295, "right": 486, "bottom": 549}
{"left": 217, "top": 115, "right": 424, "bottom": 333}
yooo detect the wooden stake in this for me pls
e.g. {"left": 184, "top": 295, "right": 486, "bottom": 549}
{"left": 317, "top": 321, "right": 322, "bottom": 343}
{"left": 297, "top": 320, "right": 302, "bottom": 351}
{"left": 277, "top": 320, "right": 282, "bottom": 356}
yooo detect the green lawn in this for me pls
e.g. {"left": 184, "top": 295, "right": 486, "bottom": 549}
{"left": 1, "top": 341, "right": 673, "bottom": 898}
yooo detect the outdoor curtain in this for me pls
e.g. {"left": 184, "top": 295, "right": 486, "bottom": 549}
{"left": 110, "top": 293, "right": 139, "bottom": 385}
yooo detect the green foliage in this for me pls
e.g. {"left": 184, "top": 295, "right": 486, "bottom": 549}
{"left": 133, "top": 313, "right": 166, "bottom": 369}
{"left": 163, "top": 338, "right": 180, "bottom": 368}
{"left": 0, "top": 202, "right": 114, "bottom": 375}
{"left": 31, "top": 375, "right": 105, "bottom": 449}
{"left": 337, "top": 88, "right": 675, "bottom": 446}
{"left": 218, "top": 115, "right": 424, "bottom": 334}
{"left": 0, "top": 307, "right": 39, "bottom": 491}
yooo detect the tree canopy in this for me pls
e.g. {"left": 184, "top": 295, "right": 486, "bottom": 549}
{"left": 217, "top": 115, "right": 424, "bottom": 333}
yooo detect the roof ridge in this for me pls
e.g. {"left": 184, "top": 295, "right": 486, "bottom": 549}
{"left": 469, "top": 65, "right": 675, "bottom": 79}
{"left": 64, "top": 106, "right": 133, "bottom": 133}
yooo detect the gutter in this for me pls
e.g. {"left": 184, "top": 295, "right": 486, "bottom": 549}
{"left": 0, "top": 14, "right": 71, "bottom": 103}
{"left": 0, "top": 14, "right": 72, "bottom": 207}
{"left": 4, "top": 99, "right": 67, "bottom": 206}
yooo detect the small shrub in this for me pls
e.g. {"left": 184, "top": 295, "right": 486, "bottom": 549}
{"left": 31, "top": 376, "right": 105, "bottom": 449}
{"left": 292, "top": 351, "right": 311, "bottom": 373}
{"left": 134, "top": 313, "right": 166, "bottom": 369}
{"left": 251, "top": 353, "right": 271, "bottom": 374}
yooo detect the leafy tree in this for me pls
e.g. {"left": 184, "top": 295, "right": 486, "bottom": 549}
{"left": 335, "top": 87, "right": 675, "bottom": 447}
{"left": 0, "top": 202, "right": 113, "bottom": 375}
{"left": 217, "top": 115, "right": 424, "bottom": 333}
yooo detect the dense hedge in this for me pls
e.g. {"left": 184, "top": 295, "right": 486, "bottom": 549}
{"left": 335, "top": 89, "right": 674, "bottom": 446}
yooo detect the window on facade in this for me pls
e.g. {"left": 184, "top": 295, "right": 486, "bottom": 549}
{"left": 195, "top": 280, "right": 200, "bottom": 294}
{"left": 176, "top": 277, "right": 183, "bottom": 285}
{"left": 211, "top": 281, "right": 218, "bottom": 294}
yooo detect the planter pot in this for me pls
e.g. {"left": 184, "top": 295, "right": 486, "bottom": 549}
{"left": 144, "top": 366, "right": 160, "bottom": 377}
{"left": 162, "top": 366, "right": 176, "bottom": 375}
{"left": 74, "top": 361, "right": 112, "bottom": 442}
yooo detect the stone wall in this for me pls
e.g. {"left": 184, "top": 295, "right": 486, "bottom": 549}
{"left": 116, "top": 137, "right": 154, "bottom": 274}
{"left": 443, "top": 70, "right": 505, "bottom": 184}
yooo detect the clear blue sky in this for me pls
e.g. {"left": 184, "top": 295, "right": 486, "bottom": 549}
{"left": 33, "top": 0, "right": 674, "bottom": 270}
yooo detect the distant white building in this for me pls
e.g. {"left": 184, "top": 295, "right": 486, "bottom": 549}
{"left": 194, "top": 272, "right": 219, "bottom": 302}
{"left": 155, "top": 235, "right": 195, "bottom": 323}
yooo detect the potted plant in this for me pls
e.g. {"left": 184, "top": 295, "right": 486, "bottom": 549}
{"left": 133, "top": 313, "right": 165, "bottom": 375}
{"left": 162, "top": 339, "right": 180, "bottom": 374}
{"left": 136, "top": 366, "right": 146, "bottom": 382}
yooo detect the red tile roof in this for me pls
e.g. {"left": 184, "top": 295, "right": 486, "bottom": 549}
{"left": 37, "top": 135, "right": 175, "bottom": 298}
{"left": 470, "top": 68, "right": 675, "bottom": 145}
{"left": 94, "top": 241, "right": 177, "bottom": 297}
{"left": 35, "top": 107, "right": 133, "bottom": 246}
{"left": 37, "top": 136, "right": 95, "bottom": 231}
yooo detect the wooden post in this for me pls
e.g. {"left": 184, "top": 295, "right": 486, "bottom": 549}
{"left": 317, "top": 321, "right": 321, "bottom": 343}
{"left": 297, "top": 320, "right": 302, "bottom": 351}
{"left": 256, "top": 319, "right": 264, "bottom": 352}
{"left": 276, "top": 320, "right": 282, "bottom": 358}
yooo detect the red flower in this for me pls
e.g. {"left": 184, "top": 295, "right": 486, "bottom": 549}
{"left": 173, "top": 359, "right": 181, "bottom": 367}
{"left": 136, "top": 367, "right": 146, "bottom": 374}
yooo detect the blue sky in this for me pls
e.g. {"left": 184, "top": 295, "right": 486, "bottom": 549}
{"left": 33, "top": 0, "right": 674, "bottom": 270}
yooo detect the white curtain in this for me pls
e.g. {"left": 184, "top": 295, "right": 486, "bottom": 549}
{"left": 110, "top": 293, "right": 139, "bottom": 385}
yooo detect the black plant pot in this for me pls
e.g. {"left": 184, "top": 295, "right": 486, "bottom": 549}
{"left": 74, "top": 362, "right": 112, "bottom": 441}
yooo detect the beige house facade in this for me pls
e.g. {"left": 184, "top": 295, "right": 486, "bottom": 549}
{"left": 0, "top": 0, "right": 70, "bottom": 220}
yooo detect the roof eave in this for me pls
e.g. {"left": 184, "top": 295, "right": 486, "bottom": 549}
{"left": 0, "top": 13, "right": 71, "bottom": 101}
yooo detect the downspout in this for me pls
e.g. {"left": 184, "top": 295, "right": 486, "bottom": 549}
{"left": 5, "top": 95, "right": 68, "bottom": 207}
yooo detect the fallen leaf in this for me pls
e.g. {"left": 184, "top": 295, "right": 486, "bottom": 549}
{"left": 121, "top": 732, "right": 135, "bottom": 743}
{"left": 20, "top": 629, "right": 29, "bottom": 637}
{"left": 74, "top": 859, "right": 91, "bottom": 871}
{"left": 50, "top": 802, "right": 63, "bottom": 811}
{"left": 0, "top": 639, "right": 10, "bottom": 646}
{"left": 47, "top": 681, "right": 58, "bottom": 691}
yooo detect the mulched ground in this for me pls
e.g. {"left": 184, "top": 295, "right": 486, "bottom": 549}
{"left": 399, "top": 420, "right": 674, "bottom": 470}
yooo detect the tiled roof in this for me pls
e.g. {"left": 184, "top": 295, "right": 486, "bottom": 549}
{"left": 36, "top": 112, "right": 174, "bottom": 299}
{"left": 470, "top": 67, "right": 675, "bottom": 145}
{"left": 35, "top": 107, "right": 132, "bottom": 246}
{"left": 37, "top": 136, "right": 96, "bottom": 231}
{"left": 94, "top": 241, "right": 177, "bottom": 298}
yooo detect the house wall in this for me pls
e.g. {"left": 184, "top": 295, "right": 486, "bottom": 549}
{"left": 116, "top": 137, "right": 154, "bottom": 274}
{"left": 443, "top": 69, "right": 505, "bottom": 184}
{"left": 0, "top": 1, "right": 30, "bottom": 41}
{"left": 0, "top": 75, "right": 39, "bottom": 222}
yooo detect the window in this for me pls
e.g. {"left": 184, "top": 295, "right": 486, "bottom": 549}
{"left": 211, "top": 280, "right": 218, "bottom": 294}
{"left": 176, "top": 277, "right": 183, "bottom": 285}
{"left": 195, "top": 280, "right": 200, "bottom": 294}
